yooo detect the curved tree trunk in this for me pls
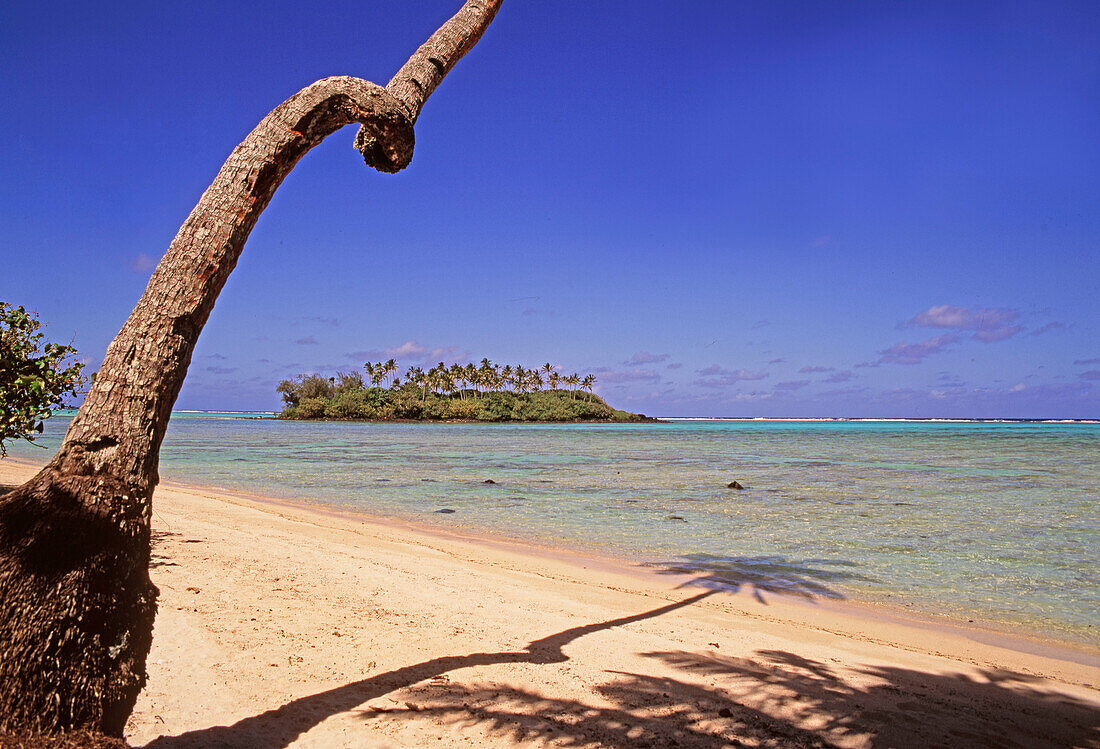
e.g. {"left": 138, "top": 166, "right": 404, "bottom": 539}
{"left": 0, "top": 0, "right": 501, "bottom": 736}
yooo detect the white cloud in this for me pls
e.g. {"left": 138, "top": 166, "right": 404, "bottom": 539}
{"left": 901, "top": 305, "right": 1021, "bottom": 343}
{"left": 625, "top": 351, "right": 670, "bottom": 365}
{"left": 694, "top": 366, "right": 768, "bottom": 388}
{"left": 129, "top": 253, "right": 157, "bottom": 273}
{"left": 973, "top": 325, "right": 1023, "bottom": 343}
{"left": 874, "top": 334, "right": 959, "bottom": 365}
{"left": 1029, "top": 321, "right": 1066, "bottom": 336}
{"left": 594, "top": 367, "right": 663, "bottom": 384}
{"left": 348, "top": 340, "right": 465, "bottom": 364}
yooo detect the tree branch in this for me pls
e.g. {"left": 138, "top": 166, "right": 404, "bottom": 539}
{"left": 1, "top": 1, "right": 504, "bottom": 737}
{"left": 58, "top": 0, "right": 503, "bottom": 486}
{"left": 383, "top": 0, "right": 503, "bottom": 124}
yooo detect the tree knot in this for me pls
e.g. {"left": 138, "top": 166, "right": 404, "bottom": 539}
{"left": 354, "top": 109, "right": 415, "bottom": 174}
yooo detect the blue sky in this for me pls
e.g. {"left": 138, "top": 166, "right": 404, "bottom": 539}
{"left": 2, "top": 1, "right": 1097, "bottom": 417}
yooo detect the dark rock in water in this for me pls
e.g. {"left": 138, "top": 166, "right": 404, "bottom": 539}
{"left": 482, "top": 479, "right": 496, "bottom": 484}
{"left": 667, "top": 515, "right": 687, "bottom": 522}
{"left": 727, "top": 481, "right": 745, "bottom": 490}
{"left": 434, "top": 508, "right": 456, "bottom": 514}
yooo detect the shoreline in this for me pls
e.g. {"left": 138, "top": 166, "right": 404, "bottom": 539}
{"left": 273, "top": 416, "right": 667, "bottom": 424}
{"left": 188, "top": 478, "right": 1100, "bottom": 661}
{"left": 3, "top": 456, "right": 1096, "bottom": 663}
{"left": 3, "top": 457, "right": 1098, "bottom": 747}
{"left": 135, "top": 466, "right": 1100, "bottom": 655}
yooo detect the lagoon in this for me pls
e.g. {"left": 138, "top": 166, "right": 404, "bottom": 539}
{"left": 8, "top": 412, "right": 1098, "bottom": 645}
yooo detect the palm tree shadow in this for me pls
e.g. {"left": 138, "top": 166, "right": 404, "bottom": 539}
{"left": 138, "top": 568, "right": 1099, "bottom": 749}
{"left": 371, "top": 674, "right": 833, "bottom": 748}
{"left": 645, "top": 553, "right": 873, "bottom": 603}
{"left": 140, "top": 557, "right": 870, "bottom": 747}
{"left": 371, "top": 650, "right": 1099, "bottom": 748}
{"left": 636, "top": 649, "right": 1100, "bottom": 748}
{"left": 141, "top": 592, "right": 715, "bottom": 749}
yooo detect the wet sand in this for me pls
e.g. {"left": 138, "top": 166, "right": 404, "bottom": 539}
{"left": 2, "top": 459, "right": 1097, "bottom": 747}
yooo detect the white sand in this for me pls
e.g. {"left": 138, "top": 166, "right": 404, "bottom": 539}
{"left": 2, "top": 459, "right": 1097, "bottom": 748}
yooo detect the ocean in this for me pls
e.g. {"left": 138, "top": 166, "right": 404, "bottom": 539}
{"left": 7, "top": 412, "right": 1098, "bottom": 646}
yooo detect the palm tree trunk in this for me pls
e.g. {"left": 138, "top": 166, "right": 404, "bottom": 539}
{"left": 0, "top": 0, "right": 501, "bottom": 737}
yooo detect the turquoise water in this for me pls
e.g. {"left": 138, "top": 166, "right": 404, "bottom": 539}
{"left": 7, "top": 412, "right": 1098, "bottom": 645}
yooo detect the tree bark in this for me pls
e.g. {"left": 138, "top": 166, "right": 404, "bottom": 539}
{"left": 0, "top": 0, "right": 501, "bottom": 736}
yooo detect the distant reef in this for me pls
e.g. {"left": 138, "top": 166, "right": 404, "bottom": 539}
{"left": 275, "top": 371, "right": 659, "bottom": 424}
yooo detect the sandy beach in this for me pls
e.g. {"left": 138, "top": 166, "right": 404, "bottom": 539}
{"left": 2, "top": 458, "right": 1097, "bottom": 748}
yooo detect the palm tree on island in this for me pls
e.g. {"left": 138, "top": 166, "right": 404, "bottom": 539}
{"left": 566, "top": 372, "right": 581, "bottom": 399}
{"left": 275, "top": 355, "right": 649, "bottom": 425}
{"left": 581, "top": 374, "right": 596, "bottom": 402}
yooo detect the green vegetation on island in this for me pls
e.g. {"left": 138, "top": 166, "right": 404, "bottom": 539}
{"left": 276, "top": 358, "right": 657, "bottom": 423}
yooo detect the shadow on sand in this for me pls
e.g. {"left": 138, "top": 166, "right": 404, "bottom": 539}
{"left": 142, "top": 592, "right": 715, "bottom": 748}
{"left": 150, "top": 529, "right": 206, "bottom": 569}
{"left": 360, "top": 649, "right": 1099, "bottom": 749}
{"left": 138, "top": 552, "right": 1097, "bottom": 748}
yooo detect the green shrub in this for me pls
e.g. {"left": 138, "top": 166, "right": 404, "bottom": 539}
{"left": 295, "top": 396, "right": 327, "bottom": 419}
{"left": 390, "top": 389, "right": 424, "bottom": 419}
{"left": 324, "top": 390, "right": 369, "bottom": 419}
{"left": 0, "top": 303, "right": 87, "bottom": 455}
{"left": 443, "top": 400, "right": 480, "bottom": 420}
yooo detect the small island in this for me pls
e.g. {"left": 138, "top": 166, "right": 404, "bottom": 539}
{"left": 276, "top": 358, "right": 659, "bottom": 423}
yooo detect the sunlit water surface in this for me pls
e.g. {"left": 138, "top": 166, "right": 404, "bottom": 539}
{"left": 9, "top": 413, "right": 1098, "bottom": 645}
